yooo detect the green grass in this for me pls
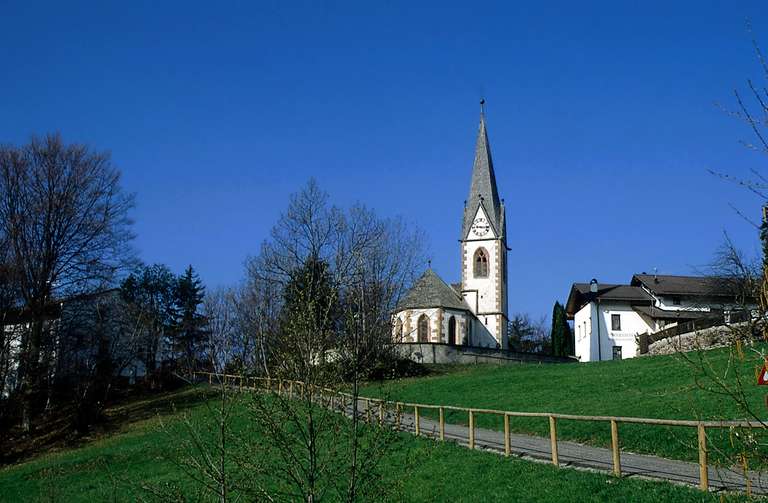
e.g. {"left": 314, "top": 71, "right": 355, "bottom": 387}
{"left": 0, "top": 386, "right": 751, "bottom": 502}
{"left": 362, "top": 346, "right": 768, "bottom": 465}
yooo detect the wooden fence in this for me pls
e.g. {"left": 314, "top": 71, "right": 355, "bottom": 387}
{"left": 193, "top": 372, "right": 766, "bottom": 493}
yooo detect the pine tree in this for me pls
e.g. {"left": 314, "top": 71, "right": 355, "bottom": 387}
{"left": 120, "top": 264, "right": 177, "bottom": 379}
{"left": 279, "top": 256, "right": 340, "bottom": 368}
{"left": 550, "top": 301, "right": 572, "bottom": 357}
{"left": 172, "top": 265, "right": 207, "bottom": 374}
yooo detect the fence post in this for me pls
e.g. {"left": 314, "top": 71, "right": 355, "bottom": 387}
{"left": 504, "top": 413, "right": 510, "bottom": 457}
{"left": 469, "top": 410, "right": 475, "bottom": 450}
{"left": 742, "top": 454, "right": 752, "bottom": 497}
{"left": 698, "top": 424, "right": 708, "bottom": 491}
{"left": 366, "top": 399, "right": 372, "bottom": 423}
{"left": 289, "top": 381, "right": 294, "bottom": 398}
{"left": 610, "top": 420, "right": 621, "bottom": 476}
{"left": 209, "top": 373, "right": 212, "bottom": 385}
{"left": 414, "top": 406, "right": 420, "bottom": 436}
{"left": 549, "top": 416, "right": 559, "bottom": 466}
{"left": 379, "top": 401, "right": 384, "bottom": 425}
{"left": 439, "top": 407, "right": 445, "bottom": 441}
{"left": 396, "top": 403, "right": 402, "bottom": 430}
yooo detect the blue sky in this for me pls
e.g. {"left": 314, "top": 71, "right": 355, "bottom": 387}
{"left": 1, "top": 1, "right": 766, "bottom": 318}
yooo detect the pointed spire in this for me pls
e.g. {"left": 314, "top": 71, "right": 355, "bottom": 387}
{"left": 463, "top": 102, "right": 502, "bottom": 239}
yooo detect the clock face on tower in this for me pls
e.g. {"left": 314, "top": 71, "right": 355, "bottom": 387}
{"left": 471, "top": 217, "right": 490, "bottom": 237}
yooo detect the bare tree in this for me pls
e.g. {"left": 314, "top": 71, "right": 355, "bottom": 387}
{"left": 674, "top": 27, "right": 768, "bottom": 487}
{"left": 508, "top": 313, "right": 550, "bottom": 353}
{"left": 228, "top": 180, "right": 424, "bottom": 502}
{"left": 54, "top": 290, "right": 145, "bottom": 432}
{"left": 203, "top": 287, "right": 238, "bottom": 374}
{"left": 0, "top": 134, "right": 135, "bottom": 431}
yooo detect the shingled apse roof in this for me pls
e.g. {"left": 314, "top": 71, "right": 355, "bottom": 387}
{"left": 396, "top": 269, "right": 471, "bottom": 312}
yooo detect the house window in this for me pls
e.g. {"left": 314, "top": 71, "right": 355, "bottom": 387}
{"left": 612, "top": 346, "right": 622, "bottom": 360}
{"left": 672, "top": 296, "right": 681, "bottom": 306}
{"left": 418, "top": 314, "right": 429, "bottom": 343}
{"left": 448, "top": 316, "right": 456, "bottom": 345}
{"left": 473, "top": 248, "right": 489, "bottom": 278}
{"left": 611, "top": 314, "right": 621, "bottom": 331}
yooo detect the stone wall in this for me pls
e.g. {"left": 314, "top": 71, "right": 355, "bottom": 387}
{"left": 395, "top": 343, "right": 575, "bottom": 365}
{"left": 647, "top": 322, "right": 752, "bottom": 356}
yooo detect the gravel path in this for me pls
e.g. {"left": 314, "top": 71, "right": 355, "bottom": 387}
{"left": 350, "top": 400, "right": 768, "bottom": 495}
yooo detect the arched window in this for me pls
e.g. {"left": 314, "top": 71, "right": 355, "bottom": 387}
{"left": 448, "top": 316, "right": 456, "bottom": 345}
{"left": 418, "top": 314, "right": 430, "bottom": 343}
{"left": 395, "top": 318, "right": 403, "bottom": 341}
{"left": 474, "top": 248, "right": 489, "bottom": 278}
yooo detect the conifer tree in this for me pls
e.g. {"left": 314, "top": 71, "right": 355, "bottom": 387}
{"left": 550, "top": 301, "right": 572, "bottom": 357}
{"left": 278, "top": 256, "right": 340, "bottom": 365}
{"left": 120, "top": 263, "right": 177, "bottom": 379}
{"left": 172, "top": 265, "right": 208, "bottom": 374}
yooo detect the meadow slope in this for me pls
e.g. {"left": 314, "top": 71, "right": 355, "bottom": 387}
{"left": 362, "top": 346, "right": 768, "bottom": 464}
{"left": 0, "top": 386, "right": 752, "bottom": 502}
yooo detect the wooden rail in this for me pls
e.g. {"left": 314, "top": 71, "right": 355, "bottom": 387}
{"left": 193, "top": 371, "right": 768, "bottom": 493}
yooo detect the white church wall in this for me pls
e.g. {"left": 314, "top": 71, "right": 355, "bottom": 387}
{"left": 393, "top": 308, "right": 439, "bottom": 343}
{"left": 462, "top": 238, "right": 500, "bottom": 316}
{"left": 462, "top": 238, "right": 504, "bottom": 346}
{"left": 393, "top": 308, "right": 473, "bottom": 345}
{"left": 468, "top": 315, "right": 500, "bottom": 348}
{"left": 441, "top": 309, "right": 469, "bottom": 345}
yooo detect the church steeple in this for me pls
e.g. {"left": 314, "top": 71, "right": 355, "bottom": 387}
{"left": 463, "top": 107, "right": 503, "bottom": 239}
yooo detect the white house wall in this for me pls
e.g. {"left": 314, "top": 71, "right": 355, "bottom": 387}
{"left": 573, "top": 304, "right": 592, "bottom": 363}
{"left": 575, "top": 301, "right": 654, "bottom": 362}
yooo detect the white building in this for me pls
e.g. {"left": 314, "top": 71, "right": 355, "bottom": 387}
{"left": 1, "top": 290, "right": 152, "bottom": 398}
{"left": 393, "top": 109, "right": 509, "bottom": 349}
{"left": 565, "top": 274, "right": 750, "bottom": 362}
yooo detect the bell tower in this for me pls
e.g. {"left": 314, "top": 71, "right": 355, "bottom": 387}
{"left": 460, "top": 105, "right": 509, "bottom": 348}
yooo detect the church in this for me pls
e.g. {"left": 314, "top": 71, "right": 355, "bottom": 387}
{"left": 393, "top": 108, "right": 509, "bottom": 349}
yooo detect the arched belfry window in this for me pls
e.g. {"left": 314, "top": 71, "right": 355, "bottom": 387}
{"left": 418, "top": 314, "right": 430, "bottom": 343}
{"left": 474, "top": 248, "right": 489, "bottom": 278}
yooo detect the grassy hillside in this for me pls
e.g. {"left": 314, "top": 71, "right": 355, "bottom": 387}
{"left": 362, "top": 346, "right": 768, "bottom": 464}
{"left": 0, "top": 387, "right": 748, "bottom": 502}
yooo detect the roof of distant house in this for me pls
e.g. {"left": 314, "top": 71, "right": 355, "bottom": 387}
{"left": 630, "top": 274, "right": 743, "bottom": 297}
{"left": 566, "top": 273, "right": 752, "bottom": 318}
{"left": 397, "top": 269, "right": 472, "bottom": 312}
{"left": 565, "top": 283, "right": 652, "bottom": 317}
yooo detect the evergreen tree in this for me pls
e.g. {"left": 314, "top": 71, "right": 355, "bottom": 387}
{"left": 120, "top": 264, "right": 177, "bottom": 379}
{"left": 550, "top": 301, "right": 572, "bottom": 357}
{"left": 172, "top": 265, "right": 207, "bottom": 374}
{"left": 278, "top": 256, "right": 340, "bottom": 371}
